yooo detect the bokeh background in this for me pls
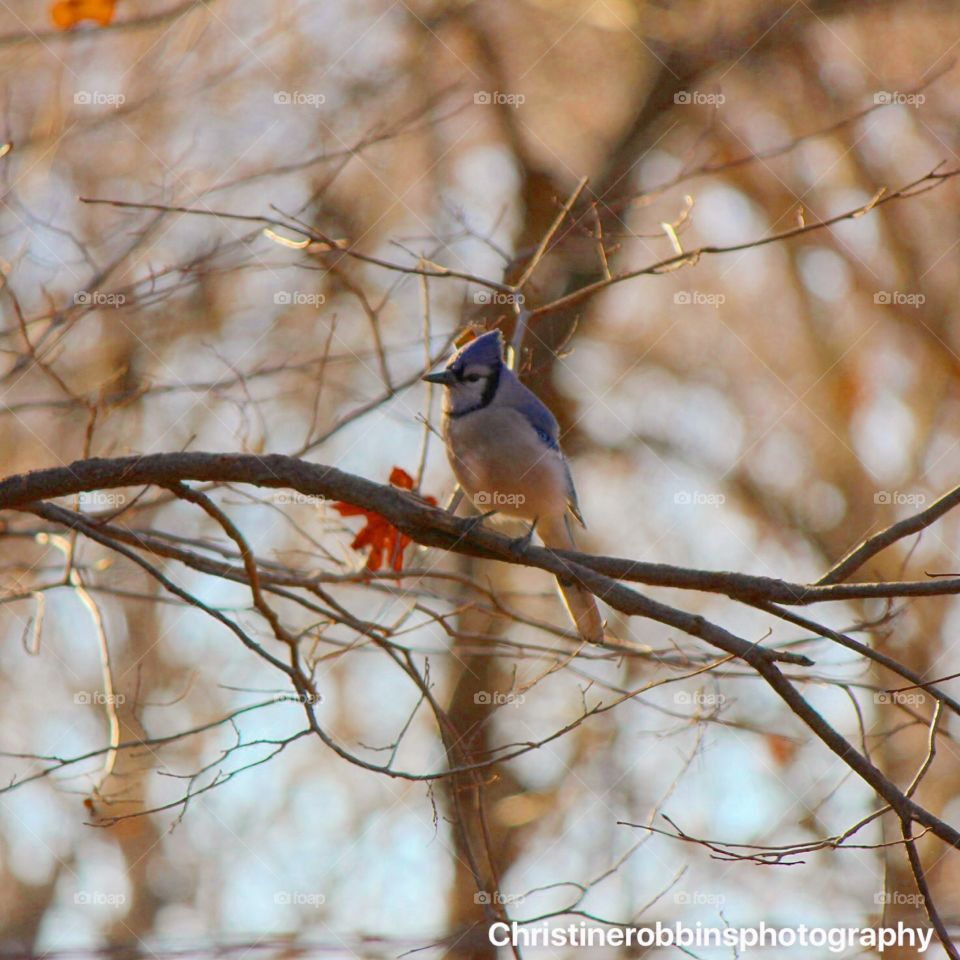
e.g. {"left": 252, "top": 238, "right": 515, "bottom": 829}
{"left": 2, "top": 0, "right": 960, "bottom": 956}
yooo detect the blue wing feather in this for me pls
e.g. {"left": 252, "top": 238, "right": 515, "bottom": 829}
{"left": 512, "top": 380, "right": 585, "bottom": 525}
{"left": 514, "top": 386, "right": 560, "bottom": 447}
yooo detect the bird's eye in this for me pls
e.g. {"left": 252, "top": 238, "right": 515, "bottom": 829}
{"left": 464, "top": 373, "right": 482, "bottom": 382}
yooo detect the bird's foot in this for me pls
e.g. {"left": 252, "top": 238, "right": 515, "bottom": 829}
{"left": 461, "top": 509, "right": 497, "bottom": 536}
{"left": 511, "top": 517, "right": 539, "bottom": 554}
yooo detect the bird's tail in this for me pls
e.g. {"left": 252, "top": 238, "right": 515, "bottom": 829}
{"left": 538, "top": 515, "right": 604, "bottom": 644}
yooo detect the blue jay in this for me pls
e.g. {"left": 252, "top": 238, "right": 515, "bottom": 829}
{"left": 423, "top": 329, "right": 604, "bottom": 643}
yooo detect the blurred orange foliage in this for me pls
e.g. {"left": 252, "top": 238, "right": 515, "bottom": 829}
{"left": 766, "top": 733, "right": 800, "bottom": 767}
{"left": 51, "top": 0, "right": 117, "bottom": 29}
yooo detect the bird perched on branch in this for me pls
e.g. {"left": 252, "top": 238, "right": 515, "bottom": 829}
{"left": 423, "top": 329, "right": 604, "bottom": 643}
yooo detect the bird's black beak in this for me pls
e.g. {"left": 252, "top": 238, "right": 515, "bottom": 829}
{"left": 422, "top": 370, "right": 456, "bottom": 386}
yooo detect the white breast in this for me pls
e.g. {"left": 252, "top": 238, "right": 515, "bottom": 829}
{"left": 444, "top": 407, "right": 571, "bottom": 521}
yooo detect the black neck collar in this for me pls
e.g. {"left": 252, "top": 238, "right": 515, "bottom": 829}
{"left": 448, "top": 364, "right": 501, "bottom": 419}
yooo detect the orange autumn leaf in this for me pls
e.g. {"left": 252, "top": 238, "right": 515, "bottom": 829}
{"left": 333, "top": 467, "right": 436, "bottom": 572}
{"left": 388, "top": 466, "right": 416, "bottom": 489}
{"left": 51, "top": 0, "right": 117, "bottom": 29}
{"left": 766, "top": 733, "right": 800, "bottom": 767}
{"left": 454, "top": 327, "right": 481, "bottom": 349}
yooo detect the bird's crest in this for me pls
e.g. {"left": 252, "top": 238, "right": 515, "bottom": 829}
{"left": 452, "top": 329, "right": 504, "bottom": 370}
